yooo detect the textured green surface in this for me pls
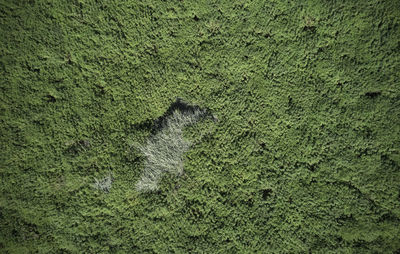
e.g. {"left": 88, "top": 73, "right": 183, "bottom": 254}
{"left": 1, "top": 0, "right": 400, "bottom": 253}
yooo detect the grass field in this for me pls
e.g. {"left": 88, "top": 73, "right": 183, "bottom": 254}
{"left": 1, "top": 0, "right": 400, "bottom": 253}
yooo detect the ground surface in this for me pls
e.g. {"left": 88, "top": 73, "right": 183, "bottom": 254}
{"left": 1, "top": 0, "right": 400, "bottom": 253}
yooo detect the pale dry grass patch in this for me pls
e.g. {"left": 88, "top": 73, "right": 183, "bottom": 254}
{"left": 135, "top": 108, "right": 206, "bottom": 192}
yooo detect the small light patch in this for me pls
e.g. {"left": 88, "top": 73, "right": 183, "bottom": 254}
{"left": 93, "top": 173, "right": 113, "bottom": 193}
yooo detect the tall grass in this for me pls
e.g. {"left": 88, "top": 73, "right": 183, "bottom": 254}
{"left": 136, "top": 108, "right": 206, "bottom": 192}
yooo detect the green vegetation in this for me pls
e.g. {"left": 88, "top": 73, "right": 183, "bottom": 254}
{"left": 1, "top": 0, "right": 400, "bottom": 253}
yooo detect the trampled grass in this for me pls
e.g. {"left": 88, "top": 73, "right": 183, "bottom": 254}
{"left": 136, "top": 108, "right": 207, "bottom": 192}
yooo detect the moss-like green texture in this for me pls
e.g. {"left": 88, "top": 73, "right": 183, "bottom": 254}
{"left": 1, "top": 0, "right": 400, "bottom": 253}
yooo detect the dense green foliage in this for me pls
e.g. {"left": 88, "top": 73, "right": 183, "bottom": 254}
{"left": 1, "top": 0, "right": 400, "bottom": 253}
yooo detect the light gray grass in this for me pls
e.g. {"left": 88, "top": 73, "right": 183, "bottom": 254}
{"left": 93, "top": 173, "right": 113, "bottom": 193}
{"left": 136, "top": 109, "right": 205, "bottom": 192}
